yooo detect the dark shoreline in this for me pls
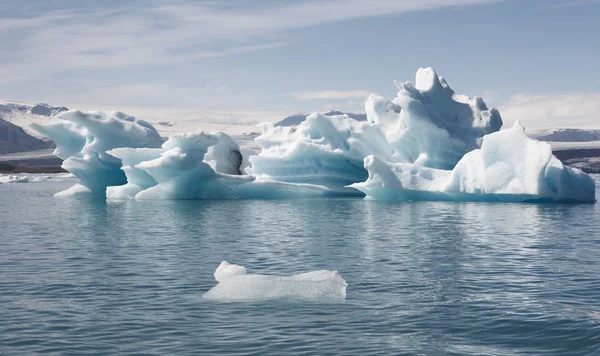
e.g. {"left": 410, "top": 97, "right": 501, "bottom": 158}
{"left": 0, "top": 162, "right": 66, "bottom": 173}
{"left": 553, "top": 149, "right": 600, "bottom": 174}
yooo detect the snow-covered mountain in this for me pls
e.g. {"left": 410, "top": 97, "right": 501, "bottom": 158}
{"left": 526, "top": 128, "right": 600, "bottom": 151}
{"left": 0, "top": 102, "right": 68, "bottom": 118}
{"left": 527, "top": 128, "right": 600, "bottom": 142}
{"left": 0, "top": 101, "right": 69, "bottom": 139}
{"left": 0, "top": 117, "right": 53, "bottom": 154}
{"left": 0, "top": 101, "right": 69, "bottom": 154}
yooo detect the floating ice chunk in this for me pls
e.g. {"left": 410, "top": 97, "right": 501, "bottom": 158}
{"left": 246, "top": 67, "right": 501, "bottom": 195}
{"left": 31, "top": 175, "right": 53, "bottom": 182}
{"left": 445, "top": 122, "right": 596, "bottom": 202}
{"left": 110, "top": 129, "right": 330, "bottom": 200}
{"left": 30, "top": 67, "right": 595, "bottom": 203}
{"left": 351, "top": 122, "right": 596, "bottom": 202}
{"left": 31, "top": 110, "right": 163, "bottom": 197}
{"left": 248, "top": 113, "right": 393, "bottom": 195}
{"left": 370, "top": 67, "right": 502, "bottom": 170}
{"left": 134, "top": 131, "right": 254, "bottom": 199}
{"left": 0, "top": 175, "right": 30, "bottom": 183}
{"left": 1, "top": 174, "right": 72, "bottom": 184}
{"left": 214, "top": 261, "right": 248, "bottom": 282}
{"left": 106, "top": 147, "right": 162, "bottom": 199}
{"left": 30, "top": 121, "right": 86, "bottom": 159}
{"left": 203, "top": 261, "right": 348, "bottom": 302}
{"left": 56, "top": 173, "right": 76, "bottom": 179}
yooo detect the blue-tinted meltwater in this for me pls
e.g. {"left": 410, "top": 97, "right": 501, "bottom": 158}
{"left": 1, "top": 176, "right": 600, "bottom": 355}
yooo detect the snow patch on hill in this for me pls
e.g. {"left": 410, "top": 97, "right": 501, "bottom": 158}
{"left": 526, "top": 128, "right": 600, "bottom": 150}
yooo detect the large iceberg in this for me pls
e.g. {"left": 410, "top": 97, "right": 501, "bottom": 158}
{"left": 247, "top": 67, "right": 501, "bottom": 194}
{"left": 366, "top": 67, "right": 502, "bottom": 170}
{"left": 248, "top": 114, "right": 387, "bottom": 195}
{"left": 31, "top": 68, "right": 596, "bottom": 203}
{"left": 31, "top": 111, "right": 163, "bottom": 197}
{"left": 202, "top": 261, "right": 348, "bottom": 302}
{"left": 351, "top": 122, "right": 596, "bottom": 202}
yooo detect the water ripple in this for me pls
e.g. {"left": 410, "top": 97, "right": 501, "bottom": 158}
{"left": 1, "top": 180, "right": 600, "bottom": 355}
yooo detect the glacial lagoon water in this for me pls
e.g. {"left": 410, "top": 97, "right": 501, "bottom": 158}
{"left": 1, "top": 176, "right": 600, "bottom": 355}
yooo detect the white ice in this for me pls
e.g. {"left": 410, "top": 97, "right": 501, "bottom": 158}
{"left": 351, "top": 122, "right": 596, "bottom": 202}
{"left": 366, "top": 67, "right": 502, "bottom": 170}
{"left": 30, "top": 68, "right": 596, "bottom": 203}
{"left": 0, "top": 175, "right": 30, "bottom": 183}
{"left": 106, "top": 147, "right": 162, "bottom": 199}
{"left": 133, "top": 131, "right": 254, "bottom": 200}
{"left": 0, "top": 174, "right": 61, "bottom": 184}
{"left": 31, "top": 110, "right": 163, "bottom": 197}
{"left": 202, "top": 261, "right": 348, "bottom": 302}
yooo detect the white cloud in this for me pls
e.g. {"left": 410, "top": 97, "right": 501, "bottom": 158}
{"left": 0, "top": 0, "right": 503, "bottom": 80}
{"left": 499, "top": 93, "right": 600, "bottom": 129}
{"left": 294, "top": 90, "right": 373, "bottom": 100}
{"left": 0, "top": 0, "right": 507, "bottom": 128}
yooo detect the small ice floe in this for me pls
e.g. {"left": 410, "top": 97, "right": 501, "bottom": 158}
{"left": 0, "top": 175, "right": 30, "bottom": 183}
{"left": 0, "top": 174, "right": 59, "bottom": 183}
{"left": 31, "top": 175, "right": 53, "bottom": 182}
{"left": 202, "top": 261, "right": 347, "bottom": 302}
{"left": 56, "top": 173, "right": 76, "bottom": 178}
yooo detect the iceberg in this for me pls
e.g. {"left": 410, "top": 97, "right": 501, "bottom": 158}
{"left": 132, "top": 131, "right": 254, "bottom": 200}
{"left": 351, "top": 122, "right": 596, "bottom": 202}
{"left": 202, "top": 261, "right": 348, "bottom": 302}
{"left": 248, "top": 113, "right": 388, "bottom": 196}
{"left": 366, "top": 67, "right": 502, "bottom": 170}
{"left": 31, "top": 110, "right": 163, "bottom": 197}
{"left": 31, "top": 68, "right": 596, "bottom": 203}
{"left": 247, "top": 68, "right": 501, "bottom": 194}
{"left": 106, "top": 147, "right": 162, "bottom": 199}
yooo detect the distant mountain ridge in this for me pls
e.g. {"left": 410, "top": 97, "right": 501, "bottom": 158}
{"left": 0, "top": 117, "right": 54, "bottom": 154}
{"left": 275, "top": 110, "right": 367, "bottom": 127}
{"left": 0, "top": 102, "right": 68, "bottom": 118}
{"left": 526, "top": 128, "right": 600, "bottom": 142}
{"left": 0, "top": 102, "right": 67, "bottom": 154}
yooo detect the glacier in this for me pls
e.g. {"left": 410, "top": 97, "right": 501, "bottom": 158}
{"left": 31, "top": 68, "right": 596, "bottom": 203}
{"left": 202, "top": 261, "right": 348, "bottom": 302}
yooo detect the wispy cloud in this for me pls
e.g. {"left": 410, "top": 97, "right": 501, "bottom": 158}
{"left": 294, "top": 90, "right": 373, "bottom": 100}
{"left": 0, "top": 0, "right": 506, "bottom": 127}
{"left": 500, "top": 93, "right": 600, "bottom": 129}
{"left": 0, "top": 0, "right": 503, "bottom": 80}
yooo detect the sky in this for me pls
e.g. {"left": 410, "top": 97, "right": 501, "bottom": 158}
{"left": 0, "top": 0, "right": 598, "bottom": 130}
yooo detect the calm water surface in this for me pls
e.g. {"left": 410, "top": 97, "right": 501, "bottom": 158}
{"left": 1, "top": 176, "right": 600, "bottom": 355}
